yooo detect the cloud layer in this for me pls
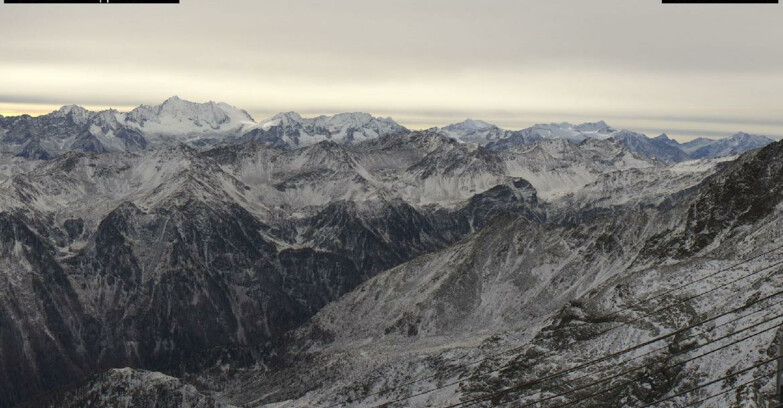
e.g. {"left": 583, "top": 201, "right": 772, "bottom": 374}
{"left": 1, "top": 0, "right": 781, "bottom": 140}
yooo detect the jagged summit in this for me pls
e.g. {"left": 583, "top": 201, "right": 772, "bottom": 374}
{"left": 609, "top": 129, "right": 690, "bottom": 163}
{"left": 52, "top": 104, "right": 88, "bottom": 116}
{"left": 0, "top": 101, "right": 774, "bottom": 163}
{"left": 731, "top": 131, "right": 772, "bottom": 143}
{"left": 573, "top": 120, "right": 615, "bottom": 133}
{"left": 50, "top": 104, "right": 91, "bottom": 123}
{"left": 125, "top": 96, "right": 256, "bottom": 135}
{"left": 246, "top": 111, "right": 408, "bottom": 149}
{"left": 682, "top": 131, "right": 775, "bottom": 159}
{"left": 1, "top": 102, "right": 780, "bottom": 407}
{"left": 163, "top": 94, "right": 182, "bottom": 103}
{"left": 437, "top": 119, "right": 506, "bottom": 145}
{"left": 530, "top": 121, "right": 616, "bottom": 142}
{"left": 446, "top": 118, "right": 497, "bottom": 130}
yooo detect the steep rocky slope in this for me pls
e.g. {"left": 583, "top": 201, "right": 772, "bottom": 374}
{"left": 0, "top": 129, "right": 753, "bottom": 407}
{"left": 18, "top": 368, "right": 234, "bottom": 408}
{"left": 0, "top": 133, "right": 549, "bottom": 407}
{"left": 215, "top": 140, "right": 783, "bottom": 408}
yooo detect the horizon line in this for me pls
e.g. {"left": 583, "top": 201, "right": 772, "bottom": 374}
{"left": 1, "top": 98, "right": 780, "bottom": 143}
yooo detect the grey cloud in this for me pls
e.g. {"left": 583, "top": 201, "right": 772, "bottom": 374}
{"left": 1, "top": 0, "right": 781, "bottom": 141}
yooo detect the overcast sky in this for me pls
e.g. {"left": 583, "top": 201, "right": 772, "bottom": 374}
{"left": 0, "top": 0, "right": 781, "bottom": 140}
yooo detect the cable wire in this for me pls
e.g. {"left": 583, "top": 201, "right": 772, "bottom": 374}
{"left": 439, "top": 282, "right": 783, "bottom": 408}
{"left": 369, "top": 262, "right": 783, "bottom": 408}
{"left": 534, "top": 319, "right": 783, "bottom": 408}
{"left": 513, "top": 314, "right": 783, "bottom": 408}
{"left": 677, "top": 370, "right": 777, "bottom": 408}
{"left": 543, "top": 294, "right": 783, "bottom": 401}
{"left": 325, "top": 245, "right": 783, "bottom": 408}
{"left": 637, "top": 355, "right": 778, "bottom": 408}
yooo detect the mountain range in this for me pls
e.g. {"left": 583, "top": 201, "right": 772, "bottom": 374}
{"left": 1, "top": 97, "right": 782, "bottom": 407}
{"left": 0, "top": 97, "right": 774, "bottom": 163}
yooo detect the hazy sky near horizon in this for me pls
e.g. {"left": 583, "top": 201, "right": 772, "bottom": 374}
{"left": 0, "top": 0, "right": 782, "bottom": 141}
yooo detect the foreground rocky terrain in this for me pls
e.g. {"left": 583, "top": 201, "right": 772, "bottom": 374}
{"left": 233, "top": 140, "right": 783, "bottom": 407}
{"left": 0, "top": 99, "right": 780, "bottom": 407}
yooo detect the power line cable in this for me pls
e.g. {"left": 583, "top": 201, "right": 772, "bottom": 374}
{"left": 338, "top": 296, "right": 781, "bottom": 408}
{"left": 607, "top": 244, "right": 783, "bottom": 320}
{"left": 327, "top": 245, "right": 783, "bottom": 408}
{"left": 511, "top": 314, "right": 783, "bottom": 408}
{"left": 439, "top": 281, "right": 783, "bottom": 408}
{"left": 528, "top": 319, "right": 783, "bottom": 408}
{"left": 678, "top": 370, "right": 778, "bottom": 408}
{"left": 637, "top": 355, "right": 778, "bottom": 408}
{"left": 592, "top": 258, "right": 783, "bottom": 339}
{"left": 369, "top": 262, "right": 783, "bottom": 408}
{"left": 549, "top": 294, "right": 783, "bottom": 399}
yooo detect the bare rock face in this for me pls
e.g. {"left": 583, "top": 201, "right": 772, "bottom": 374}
{"left": 643, "top": 139, "right": 783, "bottom": 258}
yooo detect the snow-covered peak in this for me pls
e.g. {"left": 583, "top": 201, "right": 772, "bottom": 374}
{"left": 437, "top": 119, "right": 506, "bottom": 145}
{"left": 573, "top": 120, "right": 615, "bottom": 133}
{"left": 611, "top": 129, "right": 646, "bottom": 139}
{"left": 729, "top": 131, "right": 773, "bottom": 144}
{"left": 50, "top": 105, "right": 92, "bottom": 124}
{"left": 315, "top": 112, "right": 375, "bottom": 129}
{"left": 520, "top": 121, "right": 616, "bottom": 144}
{"left": 328, "top": 112, "right": 373, "bottom": 121}
{"left": 273, "top": 111, "right": 305, "bottom": 121}
{"left": 444, "top": 118, "right": 497, "bottom": 132}
{"left": 91, "top": 108, "right": 124, "bottom": 124}
{"left": 52, "top": 104, "right": 87, "bottom": 114}
{"left": 610, "top": 130, "right": 690, "bottom": 163}
{"left": 125, "top": 96, "right": 256, "bottom": 136}
{"left": 655, "top": 133, "right": 671, "bottom": 141}
{"left": 684, "top": 132, "right": 775, "bottom": 159}
{"left": 249, "top": 111, "right": 408, "bottom": 148}
{"left": 257, "top": 111, "right": 303, "bottom": 130}
{"left": 162, "top": 95, "right": 182, "bottom": 104}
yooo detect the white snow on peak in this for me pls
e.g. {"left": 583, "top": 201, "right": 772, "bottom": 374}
{"left": 573, "top": 120, "right": 614, "bottom": 133}
{"left": 440, "top": 120, "right": 618, "bottom": 147}
{"left": 272, "top": 111, "right": 305, "bottom": 122}
{"left": 124, "top": 96, "right": 256, "bottom": 136}
{"left": 50, "top": 105, "right": 92, "bottom": 124}
{"left": 444, "top": 119, "right": 497, "bottom": 131}
{"left": 525, "top": 121, "right": 616, "bottom": 143}
{"left": 728, "top": 131, "right": 773, "bottom": 144}
{"left": 437, "top": 119, "right": 506, "bottom": 145}
{"left": 680, "top": 131, "right": 774, "bottom": 159}
{"left": 254, "top": 111, "right": 407, "bottom": 148}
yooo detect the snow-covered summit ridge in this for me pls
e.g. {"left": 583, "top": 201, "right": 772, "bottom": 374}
{"left": 258, "top": 111, "right": 398, "bottom": 131}
{"left": 439, "top": 118, "right": 774, "bottom": 162}
{"left": 0, "top": 99, "right": 775, "bottom": 161}
{"left": 124, "top": 95, "right": 256, "bottom": 135}
{"left": 444, "top": 118, "right": 497, "bottom": 131}
{"left": 434, "top": 119, "right": 507, "bottom": 146}
{"left": 247, "top": 111, "right": 408, "bottom": 148}
{"left": 0, "top": 97, "right": 412, "bottom": 156}
{"left": 440, "top": 120, "right": 620, "bottom": 148}
{"left": 528, "top": 121, "right": 617, "bottom": 142}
